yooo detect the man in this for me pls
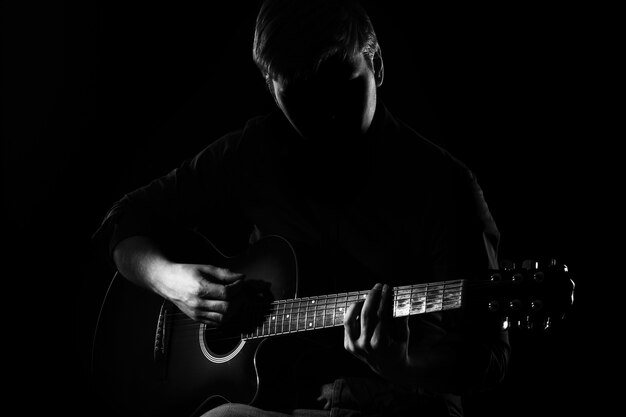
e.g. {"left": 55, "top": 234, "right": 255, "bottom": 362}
{"left": 93, "top": 0, "right": 510, "bottom": 416}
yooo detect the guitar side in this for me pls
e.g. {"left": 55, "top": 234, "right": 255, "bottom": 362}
{"left": 91, "top": 233, "right": 299, "bottom": 417}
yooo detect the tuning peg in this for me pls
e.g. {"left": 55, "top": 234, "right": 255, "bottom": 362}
{"left": 501, "top": 316, "right": 510, "bottom": 330}
{"left": 530, "top": 299, "right": 543, "bottom": 311}
{"left": 543, "top": 317, "right": 552, "bottom": 331}
{"left": 522, "top": 259, "right": 539, "bottom": 270}
{"left": 523, "top": 315, "right": 534, "bottom": 330}
{"left": 488, "top": 300, "right": 500, "bottom": 312}
{"left": 500, "top": 260, "right": 515, "bottom": 271}
{"left": 509, "top": 299, "right": 521, "bottom": 311}
{"left": 490, "top": 273, "right": 502, "bottom": 282}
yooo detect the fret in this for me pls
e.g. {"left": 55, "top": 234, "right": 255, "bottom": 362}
{"left": 443, "top": 281, "right": 463, "bottom": 309}
{"left": 289, "top": 299, "right": 295, "bottom": 331}
{"left": 333, "top": 293, "right": 346, "bottom": 326}
{"left": 296, "top": 299, "right": 303, "bottom": 331}
{"left": 306, "top": 298, "right": 317, "bottom": 329}
{"left": 315, "top": 296, "right": 326, "bottom": 328}
{"left": 425, "top": 282, "right": 444, "bottom": 313}
{"left": 394, "top": 287, "right": 412, "bottom": 317}
{"left": 270, "top": 304, "right": 277, "bottom": 335}
{"left": 278, "top": 301, "right": 285, "bottom": 334}
{"left": 332, "top": 294, "right": 339, "bottom": 326}
{"left": 275, "top": 302, "right": 283, "bottom": 334}
{"left": 410, "top": 285, "right": 426, "bottom": 315}
{"left": 287, "top": 300, "right": 294, "bottom": 332}
{"left": 439, "top": 281, "right": 446, "bottom": 310}
{"left": 295, "top": 299, "right": 303, "bottom": 331}
{"left": 263, "top": 311, "right": 269, "bottom": 336}
{"left": 393, "top": 288, "right": 398, "bottom": 318}
{"left": 346, "top": 290, "right": 365, "bottom": 304}
{"left": 302, "top": 298, "right": 311, "bottom": 330}
{"left": 270, "top": 306, "right": 276, "bottom": 334}
{"left": 286, "top": 300, "right": 292, "bottom": 332}
{"left": 324, "top": 295, "right": 335, "bottom": 327}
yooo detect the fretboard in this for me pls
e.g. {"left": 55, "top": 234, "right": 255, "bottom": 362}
{"left": 242, "top": 279, "right": 464, "bottom": 340}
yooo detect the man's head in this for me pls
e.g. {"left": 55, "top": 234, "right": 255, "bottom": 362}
{"left": 253, "top": 0, "right": 384, "bottom": 143}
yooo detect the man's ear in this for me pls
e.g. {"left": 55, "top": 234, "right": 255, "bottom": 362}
{"left": 265, "top": 75, "right": 280, "bottom": 107}
{"left": 373, "top": 48, "right": 384, "bottom": 88}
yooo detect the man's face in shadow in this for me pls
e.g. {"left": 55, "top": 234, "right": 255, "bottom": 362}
{"left": 270, "top": 52, "right": 381, "bottom": 146}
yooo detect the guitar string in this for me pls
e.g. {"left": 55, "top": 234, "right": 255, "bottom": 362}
{"left": 161, "top": 283, "right": 466, "bottom": 324}
{"left": 141, "top": 279, "right": 501, "bottom": 325}
{"left": 160, "top": 298, "right": 465, "bottom": 338}
{"left": 155, "top": 279, "right": 510, "bottom": 330}
{"left": 159, "top": 277, "right": 505, "bottom": 323}
{"left": 171, "top": 302, "right": 463, "bottom": 343}
{"left": 143, "top": 279, "right": 530, "bottom": 341}
{"left": 159, "top": 299, "right": 467, "bottom": 342}
{"left": 163, "top": 285, "right": 464, "bottom": 322}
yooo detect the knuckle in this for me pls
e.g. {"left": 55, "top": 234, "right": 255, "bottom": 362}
{"left": 216, "top": 267, "right": 230, "bottom": 279}
{"left": 186, "top": 297, "right": 199, "bottom": 309}
{"left": 355, "top": 339, "right": 367, "bottom": 352}
{"left": 370, "top": 336, "right": 380, "bottom": 351}
{"left": 217, "top": 286, "right": 228, "bottom": 300}
{"left": 206, "top": 312, "right": 222, "bottom": 324}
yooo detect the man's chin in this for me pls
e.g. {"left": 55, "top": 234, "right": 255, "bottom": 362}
{"left": 302, "top": 129, "right": 363, "bottom": 145}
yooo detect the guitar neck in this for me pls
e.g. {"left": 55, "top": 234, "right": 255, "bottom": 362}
{"left": 242, "top": 279, "right": 465, "bottom": 340}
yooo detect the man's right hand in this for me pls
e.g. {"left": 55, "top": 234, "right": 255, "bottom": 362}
{"left": 113, "top": 236, "right": 246, "bottom": 328}
{"left": 153, "top": 263, "right": 246, "bottom": 328}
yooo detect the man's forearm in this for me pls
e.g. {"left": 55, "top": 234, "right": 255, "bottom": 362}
{"left": 112, "top": 235, "right": 174, "bottom": 294}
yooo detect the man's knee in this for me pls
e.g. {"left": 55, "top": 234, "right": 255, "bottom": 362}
{"left": 201, "top": 403, "right": 233, "bottom": 417}
{"left": 201, "top": 403, "right": 277, "bottom": 417}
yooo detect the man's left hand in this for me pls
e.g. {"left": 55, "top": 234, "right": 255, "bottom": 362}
{"left": 343, "top": 283, "right": 412, "bottom": 384}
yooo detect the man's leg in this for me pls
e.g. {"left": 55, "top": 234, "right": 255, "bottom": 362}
{"left": 201, "top": 403, "right": 329, "bottom": 417}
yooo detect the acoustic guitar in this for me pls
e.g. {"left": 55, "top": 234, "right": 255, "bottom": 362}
{"left": 91, "top": 231, "right": 574, "bottom": 417}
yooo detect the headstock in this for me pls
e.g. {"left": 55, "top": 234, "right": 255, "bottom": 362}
{"left": 467, "top": 259, "right": 575, "bottom": 331}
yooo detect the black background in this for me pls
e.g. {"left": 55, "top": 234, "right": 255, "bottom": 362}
{"left": 3, "top": 1, "right": 613, "bottom": 416}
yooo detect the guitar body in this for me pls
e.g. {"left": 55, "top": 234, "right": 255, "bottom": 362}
{"left": 92, "top": 233, "right": 301, "bottom": 417}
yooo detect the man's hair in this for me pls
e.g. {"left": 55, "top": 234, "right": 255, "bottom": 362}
{"left": 252, "top": 0, "right": 379, "bottom": 85}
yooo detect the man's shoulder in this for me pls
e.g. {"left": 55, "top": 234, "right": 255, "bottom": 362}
{"left": 382, "top": 107, "right": 474, "bottom": 182}
{"left": 201, "top": 111, "right": 277, "bottom": 156}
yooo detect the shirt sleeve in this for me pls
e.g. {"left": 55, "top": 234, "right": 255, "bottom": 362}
{"left": 91, "top": 131, "right": 250, "bottom": 264}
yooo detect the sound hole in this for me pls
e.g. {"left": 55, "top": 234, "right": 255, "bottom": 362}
{"left": 202, "top": 327, "right": 242, "bottom": 356}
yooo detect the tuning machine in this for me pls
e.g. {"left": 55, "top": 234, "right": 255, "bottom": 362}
{"left": 543, "top": 317, "right": 552, "bottom": 331}
{"left": 501, "top": 316, "right": 510, "bottom": 331}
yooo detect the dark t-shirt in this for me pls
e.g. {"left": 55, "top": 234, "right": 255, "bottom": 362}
{"left": 93, "top": 103, "right": 509, "bottom": 416}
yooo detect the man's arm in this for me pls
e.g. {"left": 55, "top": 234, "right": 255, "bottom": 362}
{"left": 112, "top": 235, "right": 246, "bottom": 327}
{"left": 93, "top": 132, "right": 251, "bottom": 326}
{"left": 343, "top": 163, "right": 510, "bottom": 394}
